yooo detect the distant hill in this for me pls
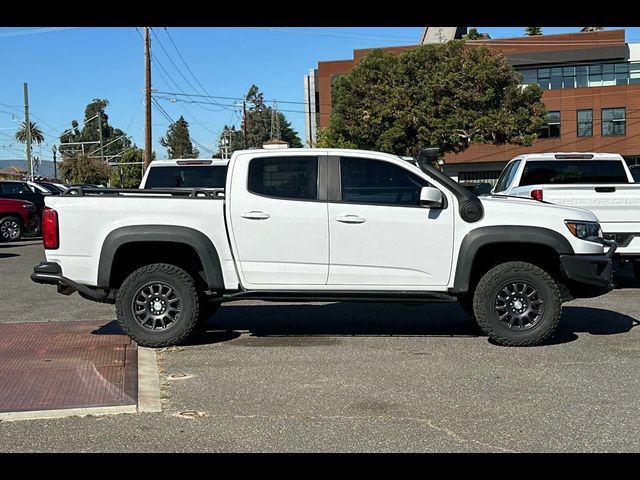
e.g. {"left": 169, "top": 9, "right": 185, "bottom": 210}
{"left": 0, "top": 159, "right": 56, "bottom": 177}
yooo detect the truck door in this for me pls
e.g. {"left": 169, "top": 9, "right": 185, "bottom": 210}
{"left": 327, "top": 155, "right": 454, "bottom": 287}
{"left": 228, "top": 154, "right": 329, "bottom": 286}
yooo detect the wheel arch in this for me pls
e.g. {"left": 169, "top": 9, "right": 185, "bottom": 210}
{"left": 451, "top": 226, "right": 574, "bottom": 294}
{"left": 98, "top": 225, "right": 224, "bottom": 290}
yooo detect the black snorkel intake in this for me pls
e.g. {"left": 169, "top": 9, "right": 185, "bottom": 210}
{"left": 416, "top": 148, "right": 484, "bottom": 223}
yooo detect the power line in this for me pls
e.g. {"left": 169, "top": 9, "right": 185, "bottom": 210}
{"left": 0, "top": 27, "right": 77, "bottom": 39}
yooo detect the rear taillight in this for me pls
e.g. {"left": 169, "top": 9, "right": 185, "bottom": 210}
{"left": 531, "top": 189, "right": 543, "bottom": 202}
{"left": 43, "top": 207, "right": 59, "bottom": 249}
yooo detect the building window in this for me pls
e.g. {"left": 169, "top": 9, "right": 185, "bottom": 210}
{"left": 562, "top": 66, "right": 576, "bottom": 89}
{"left": 577, "top": 109, "right": 593, "bottom": 137}
{"left": 602, "top": 108, "right": 626, "bottom": 136}
{"left": 539, "top": 111, "right": 561, "bottom": 139}
{"left": 519, "top": 61, "right": 639, "bottom": 90}
{"left": 631, "top": 63, "right": 640, "bottom": 84}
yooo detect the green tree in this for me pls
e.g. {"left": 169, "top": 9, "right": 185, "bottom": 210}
{"left": 215, "top": 85, "right": 303, "bottom": 157}
{"left": 524, "top": 27, "right": 543, "bottom": 36}
{"left": 15, "top": 120, "right": 45, "bottom": 145}
{"left": 109, "top": 147, "right": 144, "bottom": 188}
{"left": 580, "top": 27, "right": 604, "bottom": 32}
{"left": 59, "top": 99, "right": 132, "bottom": 162}
{"left": 317, "top": 42, "right": 546, "bottom": 157}
{"left": 160, "top": 115, "right": 199, "bottom": 159}
{"left": 463, "top": 28, "right": 483, "bottom": 40}
{"left": 59, "top": 154, "right": 110, "bottom": 185}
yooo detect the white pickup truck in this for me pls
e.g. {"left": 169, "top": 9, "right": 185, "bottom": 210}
{"left": 32, "top": 148, "right": 616, "bottom": 348}
{"left": 492, "top": 153, "right": 640, "bottom": 280}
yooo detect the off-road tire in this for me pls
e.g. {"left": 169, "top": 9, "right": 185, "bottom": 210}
{"left": 116, "top": 263, "right": 200, "bottom": 347}
{"left": 0, "top": 216, "right": 23, "bottom": 242}
{"left": 473, "top": 261, "right": 562, "bottom": 347}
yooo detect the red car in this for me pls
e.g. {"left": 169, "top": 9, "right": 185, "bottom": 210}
{"left": 0, "top": 198, "right": 36, "bottom": 242}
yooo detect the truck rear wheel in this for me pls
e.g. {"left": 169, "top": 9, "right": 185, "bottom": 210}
{"left": 473, "top": 261, "right": 562, "bottom": 347}
{"left": 115, "top": 263, "right": 201, "bottom": 347}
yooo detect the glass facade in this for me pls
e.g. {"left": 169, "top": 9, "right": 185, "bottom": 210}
{"left": 519, "top": 61, "right": 640, "bottom": 90}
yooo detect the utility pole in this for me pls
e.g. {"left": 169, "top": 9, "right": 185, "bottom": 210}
{"left": 23, "top": 82, "right": 33, "bottom": 181}
{"left": 97, "top": 113, "right": 104, "bottom": 162}
{"left": 143, "top": 26, "right": 152, "bottom": 169}
{"left": 242, "top": 100, "right": 248, "bottom": 149}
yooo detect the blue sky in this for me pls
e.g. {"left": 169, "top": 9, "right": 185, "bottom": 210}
{"left": 1, "top": 26, "right": 639, "bottom": 161}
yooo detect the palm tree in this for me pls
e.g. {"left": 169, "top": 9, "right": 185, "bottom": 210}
{"left": 464, "top": 28, "right": 483, "bottom": 40}
{"left": 15, "top": 120, "right": 45, "bottom": 145}
{"left": 525, "top": 27, "right": 543, "bottom": 36}
{"left": 580, "top": 27, "right": 604, "bottom": 32}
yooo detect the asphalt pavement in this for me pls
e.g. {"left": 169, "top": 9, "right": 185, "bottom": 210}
{"left": 1, "top": 239, "right": 639, "bottom": 452}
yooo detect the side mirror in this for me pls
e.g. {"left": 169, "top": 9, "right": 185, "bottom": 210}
{"left": 420, "top": 186, "right": 444, "bottom": 208}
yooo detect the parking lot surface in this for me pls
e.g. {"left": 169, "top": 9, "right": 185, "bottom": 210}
{"left": 0, "top": 240, "right": 639, "bottom": 452}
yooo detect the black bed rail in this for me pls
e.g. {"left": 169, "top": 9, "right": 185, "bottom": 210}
{"left": 62, "top": 187, "right": 224, "bottom": 199}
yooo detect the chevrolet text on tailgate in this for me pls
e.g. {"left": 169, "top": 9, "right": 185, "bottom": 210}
{"left": 32, "top": 148, "right": 616, "bottom": 347}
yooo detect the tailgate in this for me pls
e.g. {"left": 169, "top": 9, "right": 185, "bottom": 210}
{"left": 541, "top": 184, "right": 640, "bottom": 223}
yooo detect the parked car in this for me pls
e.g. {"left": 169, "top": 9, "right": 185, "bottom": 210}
{"left": 0, "top": 180, "right": 50, "bottom": 234}
{"left": 0, "top": 198, "right": 36, "bottom": 242}
{"left": 139, "top": 158, "right": 228, "bottom": 195}
{"left": 492, "top": 152, "right": 640, "bottom": 281}
{"left": 35, "top": 181, "right": 68, "bottom": 194}
{"left": 32, "top": 148, "right": 615, "bottom": 348}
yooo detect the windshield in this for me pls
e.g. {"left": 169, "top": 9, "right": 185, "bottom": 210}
{"left": 631, "top": 168, "right": 640, "bottom": 182}
{"left": 144, "top": 165, "right": 228, "bottom": 189}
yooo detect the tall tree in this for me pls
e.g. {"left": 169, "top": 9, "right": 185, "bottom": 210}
{"left": 160, "top": 116, "right": 199, "bottom": 159}
{"left": 580, "top": 27, "right": 604, "bottom": 32}
{"left": 15, "top": 121, "right": 45, "bottom": 145}
{"left": 524, "top": 27, "right": 543, "bottom": 36}
{"left": 317, "top": 42, "right": 546, "bottom": 158}
{"left": 59, "top": 99, "right": 132, "bottom": 160}
{"left": 215, "top": 85, "right": 302, "bottom": 157}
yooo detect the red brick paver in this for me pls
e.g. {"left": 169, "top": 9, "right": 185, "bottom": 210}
{"left": 0, "top": 321, "right": 137, "bottom": 413}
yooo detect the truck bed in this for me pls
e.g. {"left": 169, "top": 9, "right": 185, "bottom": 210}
{"left": 44, "top": 188, "right": 238, "bottom": 288}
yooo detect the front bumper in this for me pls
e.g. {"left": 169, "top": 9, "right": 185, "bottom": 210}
{"left": 559, "top": 239, "right": 617, "bottom": 291}
{"left": 31, "top": 261, "right": 108, "bottom": 300}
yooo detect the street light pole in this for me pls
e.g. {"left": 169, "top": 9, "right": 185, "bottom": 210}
{"left": 23, "top": 83, "right": 33, "bottom": 181}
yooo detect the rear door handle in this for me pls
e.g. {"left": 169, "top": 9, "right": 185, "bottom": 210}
{"left": 241, "top": 211, "right": 270, "bottom": 220}
{"left": 595, "top": 187, "right": 616, "bottom": 193}
{"left": 336, "top": 214, "right": 365, "bottom": 224}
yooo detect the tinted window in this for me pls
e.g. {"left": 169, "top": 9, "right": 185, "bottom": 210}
{"left": 494, "top": 160, "right": 521, "bottom": 193}
{"left": 340, "top": 157, "right": 427, "bottom": 206}
{"left": 248, "top": 157, "right": 318, "bottom": 200}
{"left": 0, "top": 182, "right": 30, "bottom": 194}
{"left": 144, "top": 166, "right": 228, "bottom": 189}
{"left": 630, "top": 167, "right": 640, "bottom": 182}
{"left": 520, "top": 161, "right": 629, "bottom": 185}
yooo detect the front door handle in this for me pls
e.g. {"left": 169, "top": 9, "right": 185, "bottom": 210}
{"left": 336, "top": 214, "right": 365, "bottom": 224}
{"left": 241, "top": 211, "right": 270, "bottom": 220}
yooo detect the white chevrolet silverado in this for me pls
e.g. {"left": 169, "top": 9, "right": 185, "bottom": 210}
{"left": 492, "top": 153, "right": 640, "bottom": 280}
{"left": 32, "top": 148, "right": 616, "bottom": 347}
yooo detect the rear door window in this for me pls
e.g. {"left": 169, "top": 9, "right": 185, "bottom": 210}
{"left": 248, "top": 156, "right": 318, "bottom": 200}
{"left": 519, "top": 160, "right": 629, "bottom": 185}
{"left": 144, "top": 166, "right": 228, "bottom": 188}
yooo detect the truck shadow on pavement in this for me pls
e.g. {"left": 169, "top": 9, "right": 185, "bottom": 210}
{"left": 0, "top": 253, "right": 19, "bottom": 259}
{"left": 188, "top": 303, "right": 639, "bottom": 347}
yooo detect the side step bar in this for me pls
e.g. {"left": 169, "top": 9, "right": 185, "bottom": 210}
{"left": 219, "top": 290, "right": 457, "bottom": 303}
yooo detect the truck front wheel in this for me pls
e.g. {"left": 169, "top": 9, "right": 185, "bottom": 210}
{"left": 116, "top": 263, "right": 201, "bottom": 347}
{"left": 473, "top": 261, "right": 562, "bottom": 347}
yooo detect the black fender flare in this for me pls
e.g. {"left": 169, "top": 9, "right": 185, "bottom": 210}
{"left": 97, "top": 225, "right": 224, "bottom": 290}
{"left": 451, "top": 226, "right": 575, "bottom": 293}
